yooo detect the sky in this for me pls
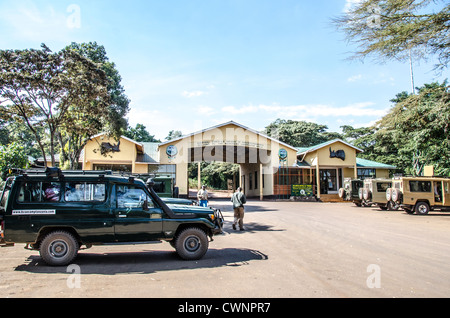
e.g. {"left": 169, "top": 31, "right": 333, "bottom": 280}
{"left": 0, "top": 0, "right": 447, "bottom": 141}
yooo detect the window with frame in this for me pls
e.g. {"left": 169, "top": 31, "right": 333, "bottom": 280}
{"left": 376, "top": 182, "right": 391, "bottom": 192}
{"left": 17, "top": 181, "right": 61, "bottom": 203}
{"left": 409, "top": 180, "right": 431, "bottom": 192}
{"left": 357, "top": 168, "right": 376, "bottom": 179}
{"left": 65, "top": 182, "right": 106, "bottom": 202}
{"left": 116, "top": 185, "right": 154, "bottom": 209}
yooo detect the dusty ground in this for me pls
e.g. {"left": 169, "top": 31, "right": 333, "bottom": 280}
{"left": 1, "top": 199, "right": 450, "bottom": 298}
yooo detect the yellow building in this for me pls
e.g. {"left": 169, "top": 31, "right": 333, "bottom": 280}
{"left": 80, "top": 121, "right": 395, "bottom": 201}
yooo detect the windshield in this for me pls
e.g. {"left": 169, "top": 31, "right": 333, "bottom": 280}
{"left": 0, "top": 178, "right": 14, "bottom": 211}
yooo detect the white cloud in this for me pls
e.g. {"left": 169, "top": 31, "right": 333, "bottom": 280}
{"left": 221, "top": 105, "right": 259, "bottom": 115}
{"left": 197, "top": 106, "right": 216, "bottom": 116}
{"left": 182, "top": 90, "right": 207, "bottom": 98}
{"left": 347, "top": 74, "right": 363, "bottom": 82}
{"left": 222, "top": 102, "right": 387, "bottom": 120}
{"left": 0, "top": 2, "right": 81, "bottom": 42}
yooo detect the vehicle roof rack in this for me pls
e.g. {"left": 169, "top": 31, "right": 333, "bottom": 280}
{"left": 9, "top": 167, "right": 113, "bottom": 178}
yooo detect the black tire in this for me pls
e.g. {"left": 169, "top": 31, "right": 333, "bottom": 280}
{"left": 415, "top": 202, "right": 430, "bottom": 215}
{"left": 39, "top": 231, "right": 79, "bottom": 266}
{"left": 175, "top": 227, "right": 208, "bottom": 260}
{"left": 387, "top": 201, "right": 399, "bottom": 211}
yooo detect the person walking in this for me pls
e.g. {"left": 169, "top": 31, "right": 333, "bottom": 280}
{"left": 197, "top": 185, "right": 209, "bottom": 207}
{"left": 231, "top": 187, "right": 246, "bottom": 231}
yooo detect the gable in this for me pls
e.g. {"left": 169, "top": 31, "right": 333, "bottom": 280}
{"left": 300, "top": 140, "right": 359, "bottom": 166}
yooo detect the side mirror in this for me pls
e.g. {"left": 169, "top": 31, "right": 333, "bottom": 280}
{"left": 143, "top": 199, "right": 149, "bottom": 211}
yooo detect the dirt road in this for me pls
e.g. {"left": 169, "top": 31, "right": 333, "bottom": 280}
{"left": 1, "top": 200, "right": 449, "bottom": 298}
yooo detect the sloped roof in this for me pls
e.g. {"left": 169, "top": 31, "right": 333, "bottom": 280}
{"left": 356, "top": 158, "right": 396, "bottom": 169}
{"left": 296, "top": 139, "right": 363, "bottom": 155}
{"left": 158, "top": 120, "right": 298, "bottom": 151}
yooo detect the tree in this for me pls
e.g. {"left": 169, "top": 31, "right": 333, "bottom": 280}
{"left": 165, "top": 130, "right": 183, "bottom": 141}
{"left": 333, "top": 0, "right": 450, "bottom": 71}
{"left": 264, "top": 119, "right": 341, "bottom": 147}
{"left": 380, "top": 81, "right": 450, "bottom": 176}
{"left": 124, "top": 123, "right": 161, "bottom": 142}
{"left": 341, "top": 125, "right": 377, "bottom": 157}
{"left": 60, "top": 42, "right": 130, "bottom": 169}
{"left": 0, "top": 44, "right": 111, "bottom": 167}
{"left": 0, "top": 142, "right": 29, "bottom": 180}
{"left": 344, "top": 81, "right": 450, "bottom": 176}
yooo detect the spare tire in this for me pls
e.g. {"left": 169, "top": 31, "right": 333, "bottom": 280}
{"left": 338, "top": 188, "right": 345, "bottom": 198}
{"left": 386, "top": 188, "right": 392, "bottom": 201}
{"left": 363, "top": 188, "right": 371, "bottom": 200}
{"left": 392, "top": 188, "right": 401, "bottom": 202}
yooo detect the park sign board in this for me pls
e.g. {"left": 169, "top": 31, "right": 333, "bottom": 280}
{"left": 291, "top": 184, "right": 314, "bottom": 197}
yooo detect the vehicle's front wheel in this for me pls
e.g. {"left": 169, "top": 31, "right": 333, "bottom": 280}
{"left": 39, "top": 231, "right": 79, "bottom": 266}
{"left": 175, "top": 227, "right": 208, "bottom": 260}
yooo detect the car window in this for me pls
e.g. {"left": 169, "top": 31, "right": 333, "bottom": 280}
{"left": 17, "top": 181, "right": 61, "bottom": 203}
{"left": 0, "top": 178, "right": 13, "bottom": 209}
{"left": 116, "top": 185, "right": 154, "bottom": 209}
{"left": 376, "top": 182, "right": 391, "bottom": 192}
{"left": 65, "top": 182, "right": 106, "bottom": 202}
{"left": 409, "top": 180, "right": 431, "bottom": 192}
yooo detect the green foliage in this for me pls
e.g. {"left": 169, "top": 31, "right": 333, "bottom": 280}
{"left": 333, "top": 0, "right": 450, "bottom": 71}
{"left": 165, "top": 130, "right": 183, "bottom": 141}
{"left": 264, "top": 119, "right": 342, "bottom": 147}
{"left": 0, "top": 43, "right": 113, "bottom": 168}
{"left": 124, "top": 123, "right": 161, "bottom": 142}
{"left": 0, "top": 42, "right": 130, "bottom": 169}
{"left": 342, "top": 81, "right": 450, "bottom": 176}
{"left": 0, "top": 142, "right": 29, "bottom": 180}
{"left": 188, "top": 162, "right": 239, "bottom": 190}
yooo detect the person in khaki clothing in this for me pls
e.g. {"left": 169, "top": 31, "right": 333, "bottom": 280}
{"left": 231, "top": 187, "right": 246, "bottom": 231}
{"left": 197, "top": 185, "right": 208, "bottom": 207}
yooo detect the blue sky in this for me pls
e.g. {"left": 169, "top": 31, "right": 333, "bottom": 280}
{"left": 0, "top": 0, "right": 447, "bottom": 141}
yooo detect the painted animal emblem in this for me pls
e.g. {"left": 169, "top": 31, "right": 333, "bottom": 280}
{"left": 329, "top": 147, "right": 345, "bottom": 161}
{"left": 101, "top": 140, "right": 121, "bottom": 155}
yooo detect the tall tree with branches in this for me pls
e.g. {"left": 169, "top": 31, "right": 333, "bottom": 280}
{"left": 333, "top": 0, "right": 450, "bottom": 72}
{"left": 0, "top": 44, "right": 111, "bottom": 167}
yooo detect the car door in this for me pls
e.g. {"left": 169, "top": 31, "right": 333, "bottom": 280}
{"left": 113, "top": 184, "right": 163, "bottom": 242}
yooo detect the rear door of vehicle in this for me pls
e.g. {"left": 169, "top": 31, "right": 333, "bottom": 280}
{"left": 61, "top": 180, "right": 115, "bottom": 243}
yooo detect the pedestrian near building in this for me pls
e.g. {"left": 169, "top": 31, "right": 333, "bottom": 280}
{"left": 197, "top": 185, "right": 209, "bottom": 207}
{"left": 231, "top": 187, "right": 246, "bottom": 231}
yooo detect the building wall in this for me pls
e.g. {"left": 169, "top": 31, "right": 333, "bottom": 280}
{"left": 83, "top": 135, "right": 137, "bottom": 170}
{"left": 303, "top": 141, "right": 358, "bottom": 169}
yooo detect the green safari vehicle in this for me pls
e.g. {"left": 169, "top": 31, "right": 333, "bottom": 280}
{"left": 0, "top": 168, "right": 223, "bottom": 266}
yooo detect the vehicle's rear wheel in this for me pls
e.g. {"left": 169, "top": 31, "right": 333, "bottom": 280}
{"left": 175, "top": 227, "right": 208, "bottom": 260}
{"left": 415, "top": 202, "right": 430, "bottom": 215}
{"left": 39, "top": 231, "right": 79, "bottom": 266}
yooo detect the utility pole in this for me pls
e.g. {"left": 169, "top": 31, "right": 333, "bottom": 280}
{"left": 409, "top": 49, "right": 416, "bottom": 95}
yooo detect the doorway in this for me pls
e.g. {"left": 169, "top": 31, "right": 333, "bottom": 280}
{"left": 319, "top": 169, "right": 338, "bottom": 194}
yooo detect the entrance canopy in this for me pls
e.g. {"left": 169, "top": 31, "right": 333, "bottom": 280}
{"left": 158, "top": 121, "right": 299, "bottom": 197}
{"left": 158, "top": 121, "right": 297, "bottom": 164}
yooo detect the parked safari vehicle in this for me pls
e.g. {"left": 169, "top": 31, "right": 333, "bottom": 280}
{"left": 386, "top": 176, "right": 450, "bottom": 214}
{"left": 338, "top": 178, "right": 364, "bottom": 206}
{"left": 360, "top": 178, "right": 398, "bottom": 210}
{"left": 0, "top": 168, "right": 223, "bottom": 266}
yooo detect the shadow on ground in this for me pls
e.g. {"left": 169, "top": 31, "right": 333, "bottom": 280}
{"left": 14, "top": 247, "right": 268, "bottom": 275}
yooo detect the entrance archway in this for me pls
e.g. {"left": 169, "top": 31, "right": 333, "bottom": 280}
{"left": 157, "top": 121, "right": 299, "bottom": 200}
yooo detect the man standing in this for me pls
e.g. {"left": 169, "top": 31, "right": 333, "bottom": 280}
{"left": 197, "top": 185, "right": 209, "bottom": 207}
{"left": 231, "top": 187, "right": 246, "bottom": 231}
